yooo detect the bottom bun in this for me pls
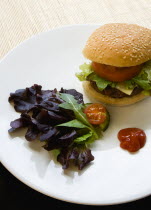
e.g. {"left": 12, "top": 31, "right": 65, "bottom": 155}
{"left": 83, "top": 81, "right": 148, "bottom": 106}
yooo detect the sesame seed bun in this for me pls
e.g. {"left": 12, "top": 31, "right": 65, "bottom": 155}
{"left": 83, "top": 23, "right": 151, "bottom": 67}
{"left": 83, "top": 81, "right": 148, "bottom": 106}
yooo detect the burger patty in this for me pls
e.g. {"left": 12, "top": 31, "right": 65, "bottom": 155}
{"left": 91, "top": 81, "right": 143, "bottom": 98}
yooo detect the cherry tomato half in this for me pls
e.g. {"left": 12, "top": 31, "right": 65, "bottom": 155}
{"left": 91, "top": 62, "right": 142, "bottom": 82}
{"left": 84, "top": 103, "right": 107, "bottom": 125}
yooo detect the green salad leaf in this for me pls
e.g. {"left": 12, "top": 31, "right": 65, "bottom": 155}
{"left": 57, "top": 119, "right": 88, "bottom": 129}
{"left": 57, "top": 119, "right": 99, "bottom": 144}
{"left": 59, "top": 93, "right": 92, "bottom": 127}
{"left": 140, "top": 60, "right": 151, "bottom": 80}
{"left": 132, "top": 77, "right": 151, "bottom": 90}
{"left": 123, "top": 80, "right": 135, "bottom": 90}
{"left": 52, "top": 149, "right": 61, "bottom": 157}
{"left": 74, "top": 131, "right": 93, "bottom": 143}
{"left": 87, "top": 73, "right": 116, "bottom": 91}
{"left": 131, "top": 61, "right": 151, "bottom": 90}
{"left": 75, "top": 63, "right": 93, "bottom": 81}
{"left": 59, "top": 93, "right": 101, "bottom": 142}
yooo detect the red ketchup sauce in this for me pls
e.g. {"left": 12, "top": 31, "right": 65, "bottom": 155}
{"left": 118, "top": 128, "right": 146, "bottom": 152}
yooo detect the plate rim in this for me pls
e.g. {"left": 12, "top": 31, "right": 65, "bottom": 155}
{"left": 1, "top": 160, "right": 150, "bottom": 206}
{"left": 0, "top": 24, "right": 151, "bottom": 205}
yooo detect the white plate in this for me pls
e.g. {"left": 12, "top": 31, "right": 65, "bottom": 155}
{"left": 0, "top": 24, "right": 151, "bottom": 205}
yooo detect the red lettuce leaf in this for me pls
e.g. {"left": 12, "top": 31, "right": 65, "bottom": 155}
{"left": 25, "top": 125, "right": 40, "bottom": 141}
{"left": 60, "top": 88, "right": 84, "bottom": 104}
{"left": 43, "top": 128, "right": 77, "bottom": 150}
{"left": 57, "top": 144, "right": 94, "bottom": 170}
{"left": 9, "top": 84, "right": 84, "bottom": 113}
{"left": 8, "top": 85, "right": 94, "bottom": 170}
{"left": 9, "top": 85, "right": 42, "bottom": 112}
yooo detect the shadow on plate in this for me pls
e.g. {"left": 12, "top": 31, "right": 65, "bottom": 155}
{"left": 9, "top": 129, "right": 92, "bottom": 179}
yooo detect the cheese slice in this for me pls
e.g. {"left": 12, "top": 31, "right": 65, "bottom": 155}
{"left": 116, "top": 83, "right": 134, "bottom": 95}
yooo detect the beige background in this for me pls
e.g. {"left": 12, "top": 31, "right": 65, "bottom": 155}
{"left": 0, "top": 0, "right": 151, "bottom": 59}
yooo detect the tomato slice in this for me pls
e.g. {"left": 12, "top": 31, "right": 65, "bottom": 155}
{"left": 91, "top": 62, "right": 142, "bottom": 82}
{"left": 84, "top": 103, "right": 107, "bottom": 125}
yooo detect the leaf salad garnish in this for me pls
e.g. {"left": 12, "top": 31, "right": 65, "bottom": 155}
{"left": 8, "top": 84, "right": 108, "bottom": 170}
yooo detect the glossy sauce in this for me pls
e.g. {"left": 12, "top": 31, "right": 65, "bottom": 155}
{"left": 118, "top": 128, "right": 146, "bottom": 152}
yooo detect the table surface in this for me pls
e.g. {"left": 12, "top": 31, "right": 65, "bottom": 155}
{"left": 1, "top": 0, "right": 151, "bottom": 59}
{"left": 0, "top": 162, "right": 151, "bottom": 208}
{"left": 1, "top": 0, "right": 151, "bottom": 208}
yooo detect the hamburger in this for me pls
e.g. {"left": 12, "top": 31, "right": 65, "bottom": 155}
{"left": 76, "top": 23, "right": 151, "bottom": 106}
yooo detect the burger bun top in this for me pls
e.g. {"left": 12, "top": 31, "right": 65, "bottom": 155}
{"left": 83, "top": 23, "right": 151, "bottom": 67}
